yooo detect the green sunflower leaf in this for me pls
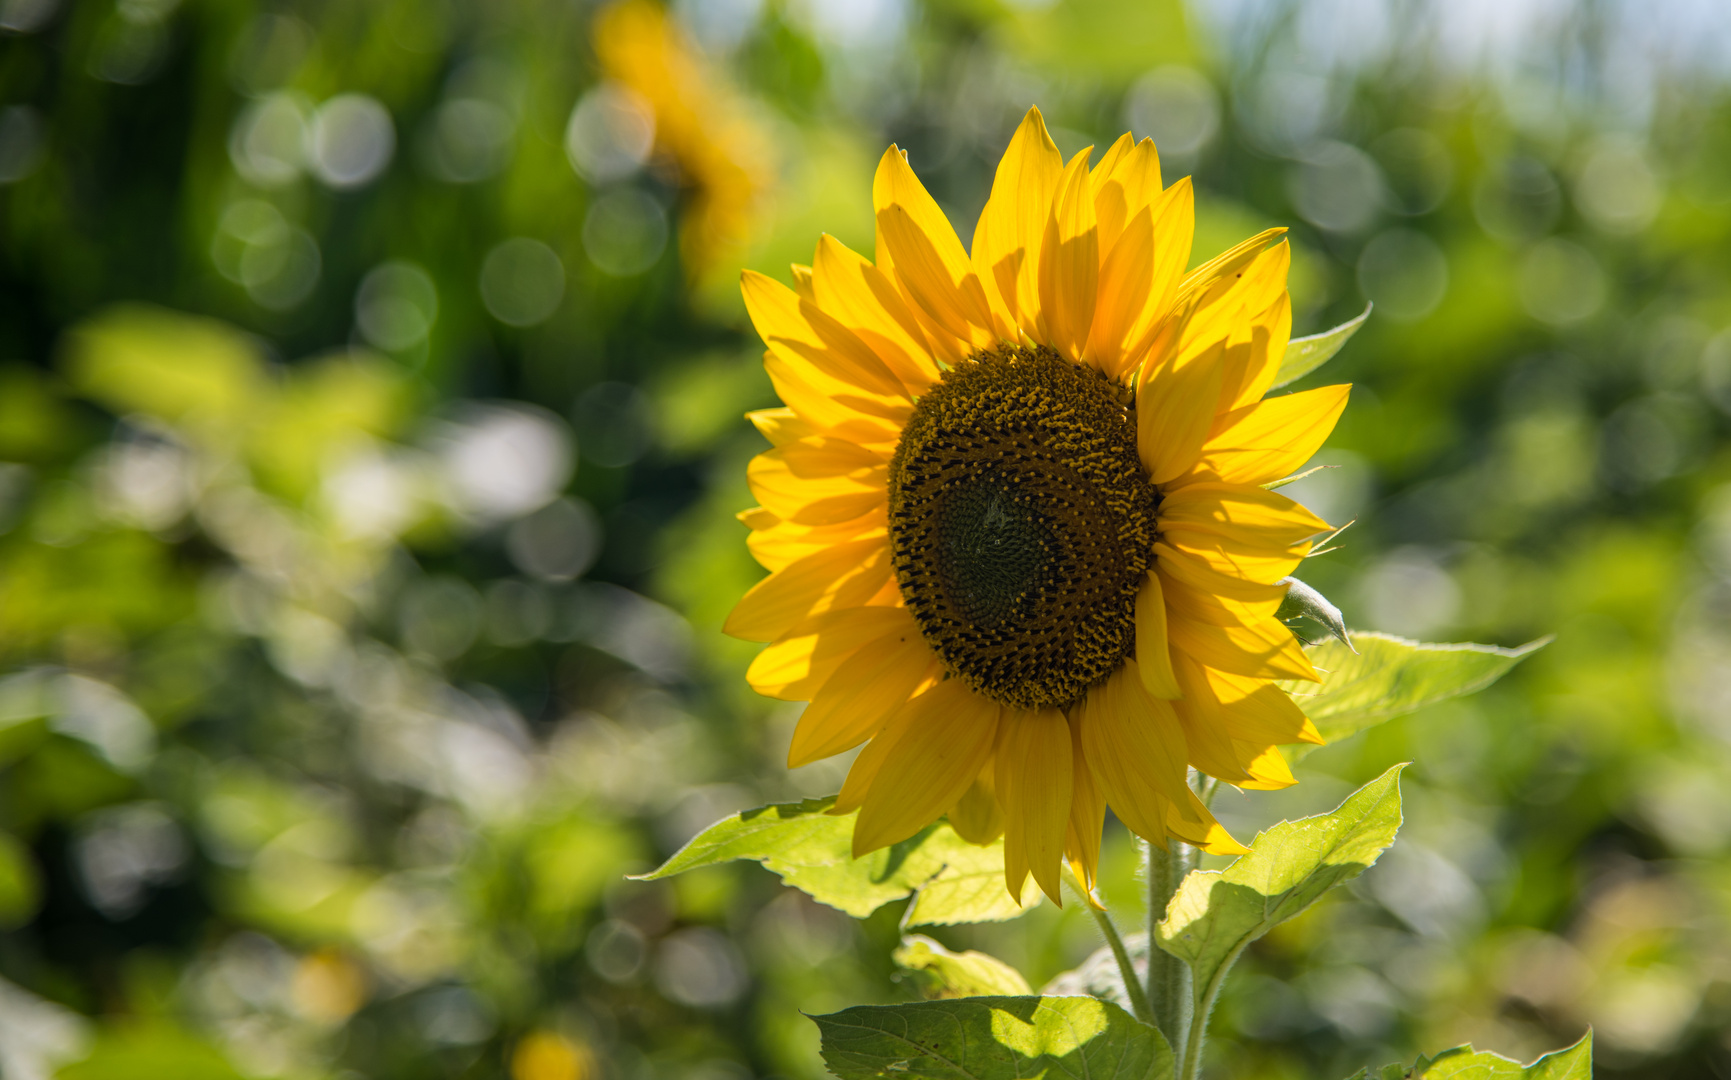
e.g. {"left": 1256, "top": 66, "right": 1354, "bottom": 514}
{"left": 1346, "top": 1030, "right": 1592, "bottom": 1079}
{"left": 813, "top": 996, "right": 1173, "bottom": 1080}
{"left": 1155, "top": 765, "right": 1405, "bottom": 1014}
{"left": 893, "top": 935, "right": 1032, "bottom": 999}
{"left": 1271, "top": 303, "right": 1371, "bottom": 389}
{"left": 1282, "top": 632, "right": 1548, "bottom": 763}
{"left": 633, "top": 797, "right": 1034, "bottom": 924}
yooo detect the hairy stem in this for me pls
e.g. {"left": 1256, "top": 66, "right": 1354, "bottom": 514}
{"left": 1144, "top": 838, "right": 1194, "bottom": 1058}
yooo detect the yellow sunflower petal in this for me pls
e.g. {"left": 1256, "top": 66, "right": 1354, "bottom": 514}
{"left": 1087, "top": 205, "right": 1155, "bottom": 374}
{"left": 1167, "top": 608, "right": 1318, "bottom": 682}
{"left": 874, "top": 147, "right": 997, "bottom": 346}
{"left": 1234, "top": 741, "right": 1296, "bottom": 790}
{"left": 747, "top": 407, "right": 818, "bottom": 447}
{"left": 1065, "top": 714, "right": 1106, "bottom": 895}
{"left": 878, "top": 204, "right": 998, "bottom": 350}
{"left": 1135, "top": 571, "right": 1180, "bottom": 698}
{"left": 1138, "top": 337, "right": 1226, "bottom": 484}
{"left": 1193, "top": 384, "right": 1351, "bottom": 487}
{"left": 789, "top": 633, "right": 940, "bottom": 766}
{"left": 747, "top": 438, "right": 888, "bottom": 527}
{"left": 948, "top": 769, "right": 1005, "bottom": 844}
{"left": 747, "top": 513, "right": 887, "bottom": 573}
{"left": 1203, "top": 665, "right": 1324, "bottom": 745}
{"left": 1175, "top": 227, "right": 1287, "bottom": 311}
{"left": 1160, "top": 520, "right": 1309, "bottom": 585}
{"left": 1157, "top": 566, "right": 1285, "bottom": 627}
{"left": 1217, "top": 292, "right": 1292, "bottom": 411}
{"left": 764, "top": 352, "right": 903, "bottom": 446}
{"left": 1091, "top": 134, "right": 1160, "bottom": 256}
{"left": 1159, "top": 482, "right": 1331, "bottom": 549}
{"left": 853, "top": 678, "right": 1002, "bottom": 855}
{"left": 995, "top": 707, "right": 1073, "bottom": 906}
{"left": 1079, "top": 665, "right": 1195, "bottom": 845}
{"left": 972, "top": 106, "right": 1063, "bottom": 339}
{"left": 745, "top": 604, "right": 916, "bottom": 699}
{"left": 742, "top": 270, "right": 909, "bottom": 401}
{"left": 1038, "top": 148, "right": 1100, "bottom": 362}
{"left": 1165, "top": 792, "right": 1248, "bottom": 854}
{"left": 1171, "top": 650, "right": 1253, "bottom": 784}
{"left": 1154, "top": 540, "right": 1290, "bottom": 604}
{"left": 791, "top": 263, "right": 815, "bottom": 300}
{"left": 812, "top": 234, "right": 940, "bottom": 393}
{"left": 725, "top": 536, "right": 893, "bottom": 642}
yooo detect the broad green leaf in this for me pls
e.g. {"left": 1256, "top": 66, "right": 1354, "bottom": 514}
{"left": 635, "top": 797, "right": 1035, "bottom": 924}
{"left": 894, "top": 935, "right": 1032, "bottom": 998}
{"left": 1281, "top": 633, "right": 1547, "bottom": 762}
{"left": 1156, "top": 766, "right": 1405, "bottom": 1013}
{"left": 1271, "top": 304, "right": 1370, "bottom": 389}
{"left": 814, "top": 996, "right": 1172, "bottom": 1080}
{"left": 1349, "top": 1031, "right": 1591, "bottom": 1080}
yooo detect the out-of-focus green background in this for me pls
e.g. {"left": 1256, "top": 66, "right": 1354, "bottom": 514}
{"left": 2, "top": 0, "right": 1730, "bottom": 1077}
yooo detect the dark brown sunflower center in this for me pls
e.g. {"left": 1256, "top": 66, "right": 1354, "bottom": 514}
{"left": 887, "top": 343, "right": 1157, "bottom": 711}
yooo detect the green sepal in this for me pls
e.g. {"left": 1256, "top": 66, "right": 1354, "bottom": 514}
{"left": 634, "top": 796, "right": 1034, "bottom": 925}
{"left": 1283, "top": 633, "right": 1548, "bottom": 763}
{"left": 1271, "top": 304, "right": 1370, "bottom": 389}
{"left": 1348, "top": 1030, "right": 1592, "bottom": 1079}
{"left": 893, "top": 935, "right": 1032, "bottom": 998}
{"left": 813, "top": 996, "right": 1173, "bottom": 1080}
{"left": 1156, "top": 766, "right": 1405, "bottom": 1014}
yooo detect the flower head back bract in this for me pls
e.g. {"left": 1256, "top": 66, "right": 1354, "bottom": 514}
{"left": 727, "top": 107, "right": 1349, "bottom": 905}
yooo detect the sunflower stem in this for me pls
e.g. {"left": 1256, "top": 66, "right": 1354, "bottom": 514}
{"left": 1087, "top": 894, "right": 1154, "bottom": 1026}
{"left": 1144, "top": 838, "right": 1194, "bottom": 1060}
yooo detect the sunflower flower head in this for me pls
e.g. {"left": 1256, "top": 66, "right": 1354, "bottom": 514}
{"left": 727, "top": 107, "right": 1349, "bottom": 906}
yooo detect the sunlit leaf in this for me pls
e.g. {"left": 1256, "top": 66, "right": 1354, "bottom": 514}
{"left": 894, "top": 935, "right": 1032, "bottom": 999}
{"left": 1156, "top": 766, "right": 1404, "bottom": 1013}
{"left": 1282, "top": 632, "right": 1547, "bottom": 762}
{"left": 58, "top": 1026, "right": 248, "bottom": 1080}
{"left": 1271, "top": 304, "right": 1370, "bottom": 390}
{"left": 1348, "top": 1030, "right": 1592, "bottom": 1079}
{"left": 813, "top": 996, "right": 1172, "bottom": 1080}
{"left": 635, "top": 797, "right": 1035, "bottom": 924}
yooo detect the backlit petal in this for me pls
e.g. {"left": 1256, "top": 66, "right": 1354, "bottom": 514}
{"left": 995, "top": 707, "right": 1073, "bottom": 905}
{"left": 854, "top": 679, "right": 1001, "bottom": 855}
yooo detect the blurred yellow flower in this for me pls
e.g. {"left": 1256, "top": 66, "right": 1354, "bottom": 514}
{"left": 511, "top": 1031, "right": 593, "bottom": 1080}
{"left": 727, "top": 107, "right": 1349, "bottom": 904}
{"left": 289, "top": 947, "right": 368, "bottom": 1025}
{"left": 594, "top": 0, "right": 773, "bottom": 278}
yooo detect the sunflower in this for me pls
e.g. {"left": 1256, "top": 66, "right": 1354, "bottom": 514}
{"left": 726, "top": 107, "right": 1347, "bottom": 905}
{"left": 593, "top": 0, "right": 773, "bottom": 277}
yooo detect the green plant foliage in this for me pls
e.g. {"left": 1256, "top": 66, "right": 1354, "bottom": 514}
{"left": 0, "top": 830, "right": 41, "bottom": 928}
{"left": 1269, "top": 304, "right": 1370, "bottom": 390}
{"left": 813, "top": 996, "right": 1172, "bottom": 1080}
{"left": 1157, "top": 766, "right": 1405, "bottom": 1011}
{"left": 1349, "top": 1031, "right": 1592, "bottom": 1079}
{"left": 893, "top": 935, "right": 1032, "bottom": 999}
{"left": 57, "top": 1027, "right": 252, "bottom": 1080}
{"left": 637, "top": 797, "right": 1033, "bottom": 924}
{"left": 1282, "top": 634, "right": 1546, "bottom": 760}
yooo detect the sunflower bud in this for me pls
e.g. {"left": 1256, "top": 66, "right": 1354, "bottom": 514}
{"left": 1277, "top": 577, "right": 1354, "bottom": 650}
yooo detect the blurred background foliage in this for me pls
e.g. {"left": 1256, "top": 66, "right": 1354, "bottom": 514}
{"left": 1, "top": 0, "right": 1731, "bottom": 1077}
